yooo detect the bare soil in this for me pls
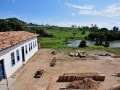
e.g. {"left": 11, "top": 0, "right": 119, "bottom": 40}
{"left": 67, "top": 78, "right": 100, "bottom": 89}
{"left": 10, "top": 49, "right": 120, "bottom": 90}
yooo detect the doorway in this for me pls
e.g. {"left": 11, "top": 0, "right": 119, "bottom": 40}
{"left": 21, "top": 47, "right": 25, "bottom": 62}
{"left": 0, "top": 59, "right": 5, "bottom": 81}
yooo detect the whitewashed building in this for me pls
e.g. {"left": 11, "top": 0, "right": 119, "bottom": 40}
{"left": 0, "top": 31, "right": 39, "bottom": 80}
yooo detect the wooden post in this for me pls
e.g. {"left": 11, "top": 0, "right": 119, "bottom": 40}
{"left": 5, "top": 73, "right": 9, "bottom": 90}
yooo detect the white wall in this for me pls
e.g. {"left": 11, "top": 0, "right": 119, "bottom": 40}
{"left": 0, "top": 37, "right": 38, "bottom": 78}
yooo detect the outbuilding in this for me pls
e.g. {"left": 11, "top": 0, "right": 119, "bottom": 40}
{"left": 0, "top": 31, "right": 39, "bottom": 81}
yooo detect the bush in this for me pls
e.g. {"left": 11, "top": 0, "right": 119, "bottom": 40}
{"left": 78, "top": 40, "right": 87, "bottom": 48}
{"left": 81, "top": 31, "right": 85, "bottom": 34}
{"left": 31, "top": 27, "right": 54, "bottom": 37}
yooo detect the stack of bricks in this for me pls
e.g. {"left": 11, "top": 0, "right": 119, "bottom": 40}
{"left": 57, "top": 72, "right": 105, "bottom": 82}
{"left": 50, "top": 57, "right": 56, "bottom": 67}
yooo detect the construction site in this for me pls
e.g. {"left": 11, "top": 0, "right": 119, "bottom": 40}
{"left": 1, "top": 49, "right": 120, "bottom": 90}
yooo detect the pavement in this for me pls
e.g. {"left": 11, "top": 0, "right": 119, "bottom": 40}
{"left": 0, "top": 78, "right": 16, "bottom": 90}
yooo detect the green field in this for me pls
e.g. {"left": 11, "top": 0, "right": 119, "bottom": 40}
{"left": 46, "top": 29, "right": 89, "bottom": 39}
{"left": 38, "top": 29, "right": 106, "bottom": 49}
{"left": 38, "top": 38, "right": 65, "bottom": 48}
{"left": 106, "top": 48, "right": 120, "bottom": 54}
{"left": 38, "top": 29, "right": 120, "bottom": 54}
{"left": 39, "top": 29, "right": 89, "bottom": 48}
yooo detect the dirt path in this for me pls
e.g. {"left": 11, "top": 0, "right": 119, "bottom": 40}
{"left": 45, "top": 77, "right": 53, "bottom": 90}
{"left": 10, "top": 49, "right": 120, "bottom": 90}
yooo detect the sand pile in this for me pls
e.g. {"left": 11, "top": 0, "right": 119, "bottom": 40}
{"left": 67, "top": 78, "right": 100, "bottom": 89}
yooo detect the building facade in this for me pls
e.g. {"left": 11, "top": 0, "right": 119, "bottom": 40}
{"left": 0, "top": 31, "right": 39, "bottom": 80}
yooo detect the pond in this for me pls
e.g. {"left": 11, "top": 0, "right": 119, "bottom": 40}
{"left": 67, "top": 40, "right": 120, "bottom": 47}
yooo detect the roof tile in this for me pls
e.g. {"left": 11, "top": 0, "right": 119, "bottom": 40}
{"left": 0, "top": 31, "right": 39, "bottom": 51}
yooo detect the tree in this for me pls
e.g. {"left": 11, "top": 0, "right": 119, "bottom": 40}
{"left": 113, "top": 26, "right": 119, "bottom": 32}
{"left": 90, "top": 24, "right": 98, "bottom": 32}
{"left": 94, "top": 33, "right": 106, "bottom": 46}
{"left": 94, "top": 37, "right": 99, "bottom": 45}
{"left": 88, "top": 33, "right": 96, "bottom": 41}
{"left": 104, "top": 40, "right": 109, "bottom": 47}
{"left": 71, "top": 25, "right": 77, "bottom": 28}
{"left": 98, "top": 34, "right": 105, "bottom": 45}
{"left": 100, "top": 28, "right": 108, "bottom": 33}
{"left": 0, "top": 19, "right": 12, "bottom": 31}
{"left": 31, "top": 28, "right": 53, "bottom": 37}
{"left": 81, "top": 31, "right": 85, "bottom": 34}
{"left": 78, "top": 40, "right": 87, "bottom": 48}
{"left": 0, "top": 18, "right": 30, "bottom": 32}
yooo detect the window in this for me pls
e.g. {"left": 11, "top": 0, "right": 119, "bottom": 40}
{"left": 31, "top": 42, "right": 32, "bottom": 50}
{"left": 34, "top": 41, "right": 36, "bottom": 47}
{"left": 29, "top": 43, "right": 31, "bottom": 51}
{"left": 11, "top": 52, "right": 15, "bottom": 67}
{"left": 33, "top": 41, "right": 35, "bottom": 48}
{"left": 25, "top": 45, "right": 27, "bottom": 54}
{"left": 35, "top": 40, "right": 37, "bottom": 46}
{"left": 16, "top": 49, "right": 20, "bottom": 62}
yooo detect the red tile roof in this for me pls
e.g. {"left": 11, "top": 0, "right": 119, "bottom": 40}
{"left": 0, "top": 31, "right": 39, "bottom": 51}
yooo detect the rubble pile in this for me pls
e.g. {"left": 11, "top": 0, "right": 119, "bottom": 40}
{"left": 69, "top": 51, "right": 86, "bottom": 58}
{"left": 67, "top": 78, "right": 100, "bottom": 89}
{"left": 50, "top": 57, "right": 57, "bottom": 67}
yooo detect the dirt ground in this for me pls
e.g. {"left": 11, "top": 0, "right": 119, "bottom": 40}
{"left": 10, "top": 49, "right": 120, "bottom": 90}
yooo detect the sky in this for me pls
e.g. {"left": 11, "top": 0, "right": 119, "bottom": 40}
{"left": 0, "top": 0, "right": 120, "bottom": 29}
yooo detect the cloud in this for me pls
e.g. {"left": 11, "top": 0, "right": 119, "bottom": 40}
{"left": 78, "top": 10, "right": 102, "bottom": 16}
{"left": 103, "top": 4, "right": 120, "bottom": 17}
{"left": 65, "top": 2, "right": 120, "bottom": 17}
{"left": 65, "top": 2, "right": 94, "bottom": 10}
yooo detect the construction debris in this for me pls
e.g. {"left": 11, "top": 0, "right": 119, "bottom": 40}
{"left": 67, "top": 78, "right": 100, "bottom": 89}
{"left": 57, "top": 72, "right": 105, "bottom": 82}
{"left": 110, "top": 85, "right": 120, "bottom": 90}
{"left": 112, "top": 72, "right": 120, "bottom": 77}
{"left": 69, "top": 52, "right": 74, "bottom": 57}
{"left": 113, "top": 86, "right": 120, "bottom": 90}
{"left": 111, "top": 55, "right": 120, "bottom": 58}
{"left": 34, "top": 69, "right": 44, "bottom": 78}
{"left": 51, "top": 51, "right": 57, "bottom": 55}
{"left": 69, "top": 51, "right": 86, "bottom": 58}
{"left": 98, "top": 53, "right": 111, "bottom": 56}
{"left": 50, "top": 57, "right": 57, "bottom": 67}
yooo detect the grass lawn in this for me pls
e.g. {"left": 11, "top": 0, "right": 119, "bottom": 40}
{"left": 39, "top": 29, "right": 90, "bottom": 48}
{"left": 106, "top": 47, "right": 120, "bottom": 54}
{"left": 38, "top": 29, "right": 120, "bottom": 54}
{"left": 46, "top": 29, "right": 89, "bottom": 39}
{"left": 38, "top": 37, "right": 70, "bottom": 48}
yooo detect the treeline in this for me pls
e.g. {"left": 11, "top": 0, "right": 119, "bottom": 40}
{"left": 0, "top": 18, "right": 29, "bottom": 31}
{"left": 0, "top": 17, "right": 87, "bottom": 37}
{"left": 87, "top": 25, "right": 120, "bottom": 47}
{"left": 0, "top": 18, "right": 120, "bottom": 45}
{"left": 0, "top": 18, "right": 53, "bottom": 37}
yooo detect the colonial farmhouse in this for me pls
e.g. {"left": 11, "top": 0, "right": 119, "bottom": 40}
{"left": 0, "top": 31, "right": 39, "bottom": 81}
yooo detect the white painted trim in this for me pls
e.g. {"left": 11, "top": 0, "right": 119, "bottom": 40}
{"left": 0, "top": 37, "right": 38, "bottom": 78}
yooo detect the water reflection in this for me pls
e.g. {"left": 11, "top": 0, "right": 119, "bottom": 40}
{"left": 67, "top": 40, "right": 120, "bottom": 47}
